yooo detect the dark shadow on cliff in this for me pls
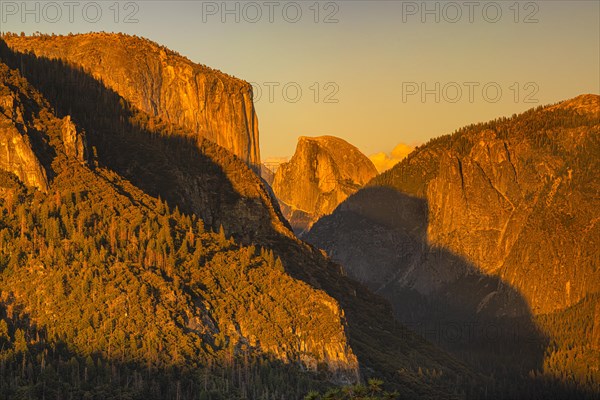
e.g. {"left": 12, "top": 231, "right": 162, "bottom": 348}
{"left": 306, "top": 186, "right": 597, "bottom": 399}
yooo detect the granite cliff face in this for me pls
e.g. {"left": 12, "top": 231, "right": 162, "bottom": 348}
{"left": 272, "top": 136, "right": 377, "bottom": 234}
{"left": 3, "top": 33, "right": 260, "bottom": 170}
{"left": 0, "top": 36, "right": 286, "bottom": 245}
{"left": 425, "top": 98, "right": 600, "bottom": 315}
{"left": 0, "top": 110, "right": 48, "bottom": 192}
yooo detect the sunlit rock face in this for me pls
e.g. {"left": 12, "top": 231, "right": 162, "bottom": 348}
{"left": 423, "top": 98, "right": 600, "bottom": 315}
{"left": 60, "top": 115, "right": 88, "bottom": 164}
{"left": 0, "top": 74, "right": 48, "bottom": 191}
{"left": 0, "top": 120, "right": 47, "bottom": 192}
{"left": 272, "top": 136, "right": 377, "bottom": 234}
{"left": 3, "top": 33, "right": 261, "bottom": 171}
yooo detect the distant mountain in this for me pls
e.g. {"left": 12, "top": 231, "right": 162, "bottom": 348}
{"left": 260, "top": 163, "right": 275, "bottom": 185}
{"left": 261, "top": 157, "right": 289, "bottom": 186}
{"left": 0, "top": 35, "right": 480, "bottom": 399}
{"left": 272, "top": 136, "right": 377, "bottom": 234}
{"left": 2, "top": 32, "right": 261, "bottom": 170}
{"left": 306, "top": 95, "right": 600, "bottom": 395}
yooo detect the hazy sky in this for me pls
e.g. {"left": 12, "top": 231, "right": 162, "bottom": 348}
{"left": 1, "top": 0, "right": 599, "bottom": 159}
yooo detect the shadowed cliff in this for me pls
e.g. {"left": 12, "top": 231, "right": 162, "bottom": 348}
{"left": 308, "top": 187, "right": 547, "bottom": 374}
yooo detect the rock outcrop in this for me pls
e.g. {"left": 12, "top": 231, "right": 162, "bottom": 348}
{"left": 60, "top": 115, "right": 88, "bottom": 163}
{"left": 3, "top": 33, "right": 261, "bottom": 170}
{"left": 308, "top": 95, "right": 600, "bottom": 316}
{"left": 272, "top": 136, "right": 377, "bottom": 234}
{"left": 0, "top": 114, "right": 48, "bottom": 192}
{"left": 0, "top": 68, "right": 48, "bottom": 191}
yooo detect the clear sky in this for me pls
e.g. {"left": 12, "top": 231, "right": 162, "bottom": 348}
{"left": 1, "top": 0, "right": 599, "bottom": 159}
